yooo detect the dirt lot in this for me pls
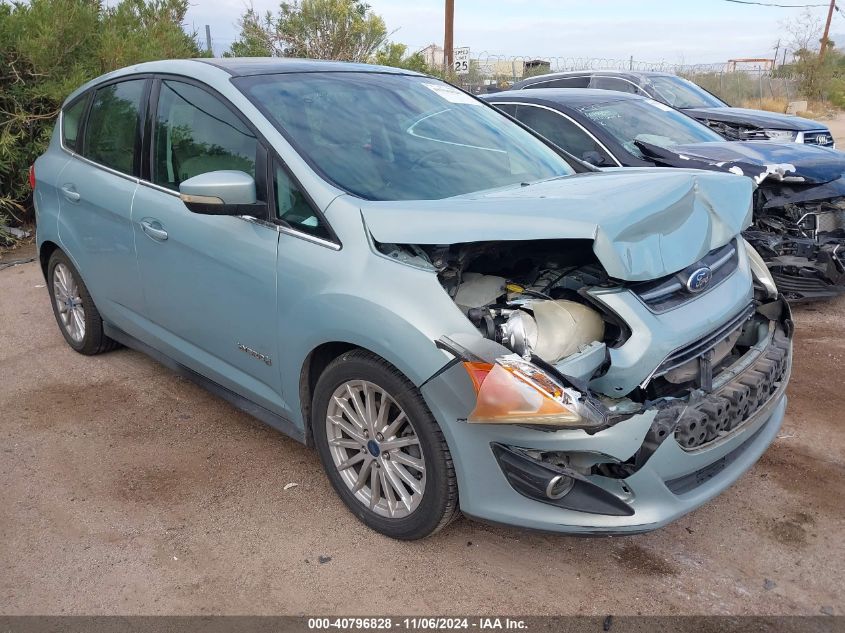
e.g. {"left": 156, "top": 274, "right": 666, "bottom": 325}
{"left": 1, "top": 245, "right": 843, "bottom": 617}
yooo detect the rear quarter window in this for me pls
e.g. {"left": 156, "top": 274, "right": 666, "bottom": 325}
{"left": 62, "top": 97, "right": 88, "bottom": 152}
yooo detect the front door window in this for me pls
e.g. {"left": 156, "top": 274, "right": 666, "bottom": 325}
{"left": 153, "top": 80, "right": 258, "bottom": 190}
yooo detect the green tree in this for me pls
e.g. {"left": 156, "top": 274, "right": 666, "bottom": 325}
{"left": 226, "top": 4, "right": 437, "bottom": 76}
{"left": 0, "top": 0, "right": 202, "bottom": 243}
{"left": 225, "top": 0, "right": 387, "bottom": 62}
{"left": 372, "top": 42, "right": 431, "bottom": 74}
{"left": 224, "top": 7, "right": 275, "bottom": 58}
{"left": 778, "top": 44, "right": 845, "bottom": 102}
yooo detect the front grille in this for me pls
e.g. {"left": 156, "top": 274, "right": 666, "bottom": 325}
{"left": 629, "top": 240, "right": 739, "bottom": 313}
{"left": 803, "top": 130, "right": 835, "bottom": 147}
{"left": 671, "top": 325, "right": 791, "bottom": 450}
{"left": 652, "top": 303, "right": 755, "bottom": 379}
{"left": 772, "top": 271, "right": 833, "bottom": 293}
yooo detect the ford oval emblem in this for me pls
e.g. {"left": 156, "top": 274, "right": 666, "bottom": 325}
{"left": 686, "top": 267, "right": 713, "bottom": 293}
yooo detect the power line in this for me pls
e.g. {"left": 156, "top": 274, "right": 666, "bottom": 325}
{"left": 722, "top": 0, "right": 832, "bottom": 6}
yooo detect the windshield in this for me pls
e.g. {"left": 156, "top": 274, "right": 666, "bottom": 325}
{"left": 579, "top": 98, "right": 725, "bottom": 159}
{"left": 236, "top": 72, "right": 574, "bottom": 201}
{"left": 647, "top": 75, "right": 727, "bottom": 109}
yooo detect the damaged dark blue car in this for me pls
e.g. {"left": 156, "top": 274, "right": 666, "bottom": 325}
{"left": 485, "top": 89, "right": 845, "bottom": 300}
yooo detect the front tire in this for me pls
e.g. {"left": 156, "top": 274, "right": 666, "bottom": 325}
{"left": 312, "top": 349, "right": 459, "bottom": 540}
{"left": 47, "top": 250, "right": 118, "bottom": 355}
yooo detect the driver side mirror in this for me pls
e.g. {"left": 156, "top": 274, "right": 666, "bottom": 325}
{"left": 581, "top": 151, "right": 608, "bottom": 167}
{"left": 179, "top": 170, "right": 266, "bottom": 217}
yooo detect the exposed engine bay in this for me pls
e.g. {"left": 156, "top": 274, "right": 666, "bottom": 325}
{"left": 438, "top": 240, "right": 614, "bottom": 364}
{"left": 378, "top": 237, "right": 793, "bottom": 455}
{"left": 383, "top": 237, "right": 782, "bottom": 402}
{"left": 422, "top": 239, "right": 618, "bottom": 368}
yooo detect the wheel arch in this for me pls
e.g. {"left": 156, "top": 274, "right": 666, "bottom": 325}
{"left": 297, "top": 339, "right": 450, "bottom": 448}
{"left": 39, "top": 240, "right": 61, "bottom": 281}
{"left": 299, "top": 341, "right": 360, "bottom": 446}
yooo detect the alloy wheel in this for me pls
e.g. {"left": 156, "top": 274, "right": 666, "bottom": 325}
{"left": 325, "top": 380, "right": 427, "bottom": 518}
{"left": 52, "top": 262, "right": 86, "bottom": 343}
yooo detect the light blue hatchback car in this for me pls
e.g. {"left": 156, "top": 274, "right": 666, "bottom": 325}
{"left": 33, "top": 58, "right": 793, "bottom": 539}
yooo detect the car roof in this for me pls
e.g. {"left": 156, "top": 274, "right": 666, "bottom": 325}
{"left": 62, "top": 57, "right": 426, "bottom": 105}
{"left": 520, "top": 69, "right": 676, "bottom": 80}
{"left": 485, "top": 88, "right": 642, "bottom": 107}
{"left": 197, "top": 57, "right": 424, "bottom": 77}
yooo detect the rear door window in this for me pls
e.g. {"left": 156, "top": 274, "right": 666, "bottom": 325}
{"left": 152, "top": 80, "right": 257, "bottom": 190}
{"left": 82, "top": 79, "right": 146, "bottom": 174}
{"left": 513, "top": 105, "right": 614, "bottom": 165}
{"left": 493, "top": 103, "right": 518, "bottom": 116}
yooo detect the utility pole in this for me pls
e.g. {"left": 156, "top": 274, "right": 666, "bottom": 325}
{"left": 444, "top": 0, "right": 454, "bottom": 77}
{"left": 819, "top": 0, "right": 835, "bottom": 64}
{"left": 205, "top": 25, "right": 213, "bottom": 56}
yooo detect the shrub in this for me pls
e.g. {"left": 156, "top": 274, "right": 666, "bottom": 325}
{"left": 0, "top": 0, "right": 203, "bottom": 243}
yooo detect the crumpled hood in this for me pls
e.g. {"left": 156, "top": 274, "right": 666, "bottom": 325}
{"left": 360, "top": 169, "right": 753, "bottom": 282}
{"left": 637, "top": 140, "right": 845, "bottom": 185}
{"left": 683, "top": 106, "right": 829, "bottom": 132}
{"left": 648, "top": 141, "right": 845, "bottom": 185}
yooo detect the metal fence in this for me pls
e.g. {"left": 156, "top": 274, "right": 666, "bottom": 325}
{"left": 454, "top": 55, "right": 799, "bottom": 108}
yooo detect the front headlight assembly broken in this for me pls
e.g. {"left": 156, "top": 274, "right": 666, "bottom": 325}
{"left": 462, "top": 355, "right": 607, "bottom": 429}
{"left": 762, "top": 129, "right": 799, "bottom": 142}
{"left": 743, "top": 238, "right": 779, "bottom": 299}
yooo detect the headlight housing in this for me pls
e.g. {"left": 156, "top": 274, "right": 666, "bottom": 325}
{"left": 743, "top": 238, "right": 778, "bottom": 299}
{"left": 463, "top": 355, "right": 606, "bottom": 429}
{"left": 762, "top": 129, "right": 799, "bottom": 143}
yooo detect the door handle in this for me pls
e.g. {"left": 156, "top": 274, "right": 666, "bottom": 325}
{"left": 140, "top": 219, "right": 168, "bottom": 242}
{"left": 61, "top": 185, "right": 81, "bottom": 202}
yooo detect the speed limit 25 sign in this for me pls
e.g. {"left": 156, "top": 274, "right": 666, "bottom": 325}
{"left": 453, "top": 47, "right": 470, "bottom": 75}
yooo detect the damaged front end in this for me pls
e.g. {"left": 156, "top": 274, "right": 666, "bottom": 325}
{"left": 360, "top": 169, "right": 789, "bottom": 531}
{"left": 747, "top": 182, "right": 845, "bottom": 301}
{"left": 638, "top": 140, "right": 845, "bottom": 301}
{"left": 404, "top": 236, "right": 792, "bottom": 529}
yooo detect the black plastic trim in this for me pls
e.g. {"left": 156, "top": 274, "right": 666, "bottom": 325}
{"left": 491, "top": 443, "right": 634, "bottom": 516}
{"left": 665, "top": 417, "right": 769, "bottom": 494}
{"left": 103, "top": 323, "right": 305, "bottom": 444}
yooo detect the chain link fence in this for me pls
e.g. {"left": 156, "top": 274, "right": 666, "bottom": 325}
{"left": 451, "top": 54, "right": 799, "bottom": 108}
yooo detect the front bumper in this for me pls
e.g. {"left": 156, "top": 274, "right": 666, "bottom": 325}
{"left": 422, "top": 303, "right": 792, "bottom": 534}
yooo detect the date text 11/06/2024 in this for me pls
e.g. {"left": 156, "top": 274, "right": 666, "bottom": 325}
{"left": 307, "top": 617, "right": 529, "bottom": 630}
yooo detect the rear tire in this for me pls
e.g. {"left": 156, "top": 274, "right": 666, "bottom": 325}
{"left": 47, "top": 250, "right": 119, "bottom": 355}
{"left": 312, "top": 349, "right": 459, "bottom": 540}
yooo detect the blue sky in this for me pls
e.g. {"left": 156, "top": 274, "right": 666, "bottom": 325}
{"left": 184, "top": 0, "right": 841, "bottom": 64}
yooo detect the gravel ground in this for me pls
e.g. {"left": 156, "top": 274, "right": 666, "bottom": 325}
{"left": 1, "top": 244, "right": 843, "bottom": 616}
